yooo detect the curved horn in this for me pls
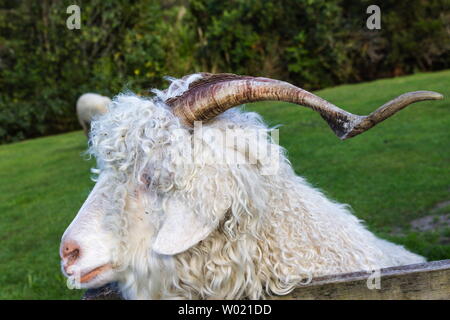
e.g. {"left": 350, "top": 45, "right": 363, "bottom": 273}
{"left": 166, "top": 73, "right": 443, "bottom": 140}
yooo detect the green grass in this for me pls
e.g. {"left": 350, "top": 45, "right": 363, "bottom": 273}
{"left": 1, "top": 70, "right": 449, "bottom": 299}
{"left": 0, "top": 132, "right": 94, "bottom": 299}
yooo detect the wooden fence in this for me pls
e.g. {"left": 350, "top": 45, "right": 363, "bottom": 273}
{"left": 83, "top": 259, "right": 450, "bottom": 300}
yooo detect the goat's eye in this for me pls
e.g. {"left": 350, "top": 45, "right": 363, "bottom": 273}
{"left": 141, "top": 173, "right": 152, "bottom": 187}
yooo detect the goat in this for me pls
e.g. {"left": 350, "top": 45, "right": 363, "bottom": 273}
{"left": 61, "top": 73, "right": 443, "bottom": 299}
{"left": 76, "top": 93, "right": 111, "bottom": 136}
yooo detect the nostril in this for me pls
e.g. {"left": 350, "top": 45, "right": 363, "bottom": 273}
{"left": 64, "top": 246, "right": 77, "bottom": 254}
{"left": 61, "top": 240, "right": 81, "bottom": 263}
{"left": 68, "top": 249, "right": 79, "bottom": 260}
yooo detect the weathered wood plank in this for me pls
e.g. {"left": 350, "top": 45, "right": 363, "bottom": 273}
{"left": 273, "top": 260, "right": 450, "bottom": 300}
{"left": 83, "top": 260, "right": 450, "bottom": 300}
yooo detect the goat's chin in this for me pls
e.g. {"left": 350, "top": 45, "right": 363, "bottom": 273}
{"left": 64, "top": 264, "right": 117, "bottom": 290}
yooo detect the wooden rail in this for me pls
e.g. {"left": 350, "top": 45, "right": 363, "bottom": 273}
{"left": 83, "top": 259, "right": 450, "bottom": 300}
{"left": 274, "top": 259, "right": 450, "bottom": 299}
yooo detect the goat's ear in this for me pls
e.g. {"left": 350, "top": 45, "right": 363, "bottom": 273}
{"left": 152, "top": 196, "right": 218, "bottom": 255}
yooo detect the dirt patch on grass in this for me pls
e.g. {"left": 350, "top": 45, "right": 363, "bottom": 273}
{"left": 410, "top": 214, "right": 450, "bottom": 232}
{"left": 432, "top": 200, "right": 450, "bottom": 211}
{"left": 390, "top": 199, "right": 450, "bottom": 244}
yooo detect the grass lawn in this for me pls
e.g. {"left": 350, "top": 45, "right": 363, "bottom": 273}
{"left": 0, "top": 70, "right": 449, "bottom": 299}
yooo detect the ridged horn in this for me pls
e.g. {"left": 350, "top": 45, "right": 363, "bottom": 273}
{"left": 166, "top": 73, "right": 443, "bottom": 140}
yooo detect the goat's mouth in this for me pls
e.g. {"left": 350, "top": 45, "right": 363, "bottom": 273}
{"left": 79, "top": 264, "right": 112, "bottom": 283}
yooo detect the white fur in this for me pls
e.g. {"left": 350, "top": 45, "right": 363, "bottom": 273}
{"left": 61, "top": 74, "right": 425, "bottom": 299}
{"left": 76, "top": 93, "right": 111, "bottom": 136}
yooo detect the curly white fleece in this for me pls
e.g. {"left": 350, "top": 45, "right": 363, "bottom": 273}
{"left": 87, "top": 74, "right": 425, "bottom": 299}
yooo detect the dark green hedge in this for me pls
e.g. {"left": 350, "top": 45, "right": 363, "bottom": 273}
{"left": 0, "top": 0, "right": 448, "bottom": 143}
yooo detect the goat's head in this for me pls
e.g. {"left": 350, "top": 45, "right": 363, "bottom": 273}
{"left": 60, "top": 73, "right": 442, "bottom": 289}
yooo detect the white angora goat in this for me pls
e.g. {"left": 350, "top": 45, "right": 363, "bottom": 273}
{"left": 76, "top": 93, "right": 111, "bottom": 136}
{"left": 61, "top": 73, "right": 443, "bottom": 299}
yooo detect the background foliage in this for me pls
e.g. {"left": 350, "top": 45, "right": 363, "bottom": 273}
{"left": 0, "top": 0, "right": 449, "bottom": 143}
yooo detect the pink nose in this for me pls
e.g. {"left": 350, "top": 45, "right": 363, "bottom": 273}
{"left": 60, "top": 240, "right": 81, "bottom": 272}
